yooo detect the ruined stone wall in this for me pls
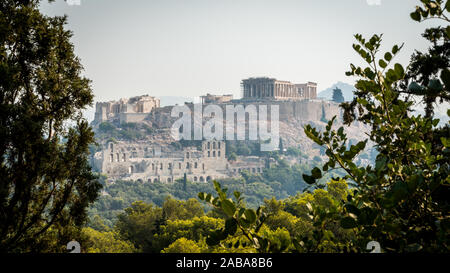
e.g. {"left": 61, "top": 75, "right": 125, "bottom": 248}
{"left": 94, "top": 140, "right": 265, "bottom": 183}
{"left": 119, "top": 113, "right": 150, "bottom": 124}
{"left": 221, "top": 99, "right": 342, "bottom": 122}
{"left": 146, "top": 99, "right": 343, "bottom": 138}
{"left": 285, "top": 100, "right": 342, "bottom": 121}
{"left": 93, "top": 95, "right": 160, "bottom": 124}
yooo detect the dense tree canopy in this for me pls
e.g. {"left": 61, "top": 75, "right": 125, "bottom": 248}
{"left": 0, "top": 0, "right": 101, "bottom": 252}
{"left": 82, "top": 180, "right": 351, "bottom": 253}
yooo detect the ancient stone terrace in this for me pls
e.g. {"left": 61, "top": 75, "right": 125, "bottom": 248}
{"left": 93, "top": 95, "right": 160, "bottom": 124}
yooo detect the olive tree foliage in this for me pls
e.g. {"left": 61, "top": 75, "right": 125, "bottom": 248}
{"left": 198, "top": 0, "right": 449, "bottom": 253}
{"left": 198, "top": 181, "right": 277, "bottom": 253}
{"left": 0, "top": 0, "right": 101, "bottom": 252}
{"left": 302, "top": 0, "right": 450, "bottom": 252}
{"left": 198, "top": 180, "right": 353, "bottom": 253}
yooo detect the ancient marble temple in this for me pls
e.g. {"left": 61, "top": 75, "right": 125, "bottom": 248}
{"left": 241, "top": 77, "right": 317, "bottom": 100}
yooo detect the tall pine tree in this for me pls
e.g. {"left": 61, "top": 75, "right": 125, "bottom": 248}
{"left": 332, "top": 87, "right": 345, "bottom": 103}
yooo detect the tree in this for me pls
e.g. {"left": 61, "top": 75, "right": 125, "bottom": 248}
{"left": 198, "top": 180, "right": 352, "bottom": 253}
{"left": 161, "top": 238, "right": 204, "bottom": 253}
{"left": 228, "top": 152, "right": 237, "bottom": 161}
{"left": 0, "top": 0, "right": 102, "bottom": 252}
{"left": 303, "top": 0, "right": 449, "bottom": 252}
{"left": 153, "top": 216, "right": 223, "bottom": 252}
{"left": 278, "top": 138, "right": 284, "bottom": 153}
{"left": 405, "top": 1, "right": 450, "bottom": 119}
{"left": 332, "top": 87, "right": 345, "bottom": 103}
{"left": 83, "top": 227, "right": 136, "bottom": 253}
{"left": 115, "top": 201, "right": 162, "bottom": 252}
{"left": 162, "top": 197, "right": 204, "bottom": 220}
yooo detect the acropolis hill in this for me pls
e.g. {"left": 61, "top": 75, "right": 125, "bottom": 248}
{"left": 91, "top": 77, "right": 368, "bottom": 184}
{"left": 93, "top": 78, "right": 339, "bottom": 126}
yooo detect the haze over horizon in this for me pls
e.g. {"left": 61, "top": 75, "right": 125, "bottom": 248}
{"left": 39, "top": 0, "right": 441, "bottom": 105}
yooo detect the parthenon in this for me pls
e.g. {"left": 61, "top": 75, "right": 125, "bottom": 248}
{"left": 241, "top": 77, "right": 317, "bottom": 100}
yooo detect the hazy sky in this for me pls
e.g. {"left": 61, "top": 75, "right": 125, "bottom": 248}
{"left": 40, "top": 0, "right": 439, "bottom": 103}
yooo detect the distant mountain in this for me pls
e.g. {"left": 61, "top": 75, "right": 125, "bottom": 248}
{"left": 158, "top": 96, "right": 198, "bottom": 107}
{"left": 318, "top": 82, "right": 355, "bottom": 102}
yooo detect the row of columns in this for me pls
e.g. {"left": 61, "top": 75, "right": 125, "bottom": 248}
{"left": 243, "top": 82, "right": 301, "bottom": 99}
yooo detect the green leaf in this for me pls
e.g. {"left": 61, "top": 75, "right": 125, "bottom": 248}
{"left": 379, "top": 59, "right": 387, "bottom": 69}
{"left": 221, "top": 199, "right": 236, "bottom": 216}
{"left": 390, "top": 181, "right": 409, "bottom": 203}
{"left": 206, "top": 231, "right": 222, "bottom": 246}
{"left": 304, "top": 127, "right": 323, "bottom": 145}
{"left": 440, "top": 68, "right": 450, "bottom": 88}
{"left": 344, "top": 204, "right": 360, "bottom": 216}
{"left": 213, "top": 181, "right": 221, "bottom": 192}
{"left": 392, "top": 45, "right": 400, "bottom": 55}
{"left": 341, "top": 216, "right": 358, "bottom": 229}
{"left": 233, "top": 191, "right": 241, "bottom": 200}
{"left": 384, "top": 52, "right": 392, "bottom": 62}
{"left": 225, "top": 218, "right": 238, "bottom": 236}
{"left": 233, "top": 240, "right": 240, "bottom": 248}
{"left": 375, "top": 156, "right": 387, "bottom": 171}
{"left": 410, "top": 11, "right": 421, "bottom": 21}
{"left": 198, "top": 192, "right": 206, "bottom": 200}
{"left": 441, "top": 137, "right": 450, "bottom": 148}
{"left": 244, "top": 209, "right": 257, "bottom": 224}
{"left": 356, "top": 140, "right": 367, "bottom": 151}
{"left": 238, "top": 208, "right": 245, "bottom": 218}
{"left": 394, "top": 63, "right": 404, "bottom": 78}
{"left": 205, "top": 193, "right": 212, "bottom": 203}
{"left": 432, "top": 118, "right": 440, "bottom": 127}
{"left": 302, "top": 174, "right": 316, "bottom": 185}
{"left": 311, "top": 167, "right": 322, "bottom": 179}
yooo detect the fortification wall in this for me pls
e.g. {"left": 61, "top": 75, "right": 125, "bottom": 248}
{"left": 150, "top": 99, "right": 342, "bottom": 129}
{"left": 285, "top": 100, "right": 342, "bottom": 121}
{"left": 119, "top": 113, "right": 150, "bottom": 124}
